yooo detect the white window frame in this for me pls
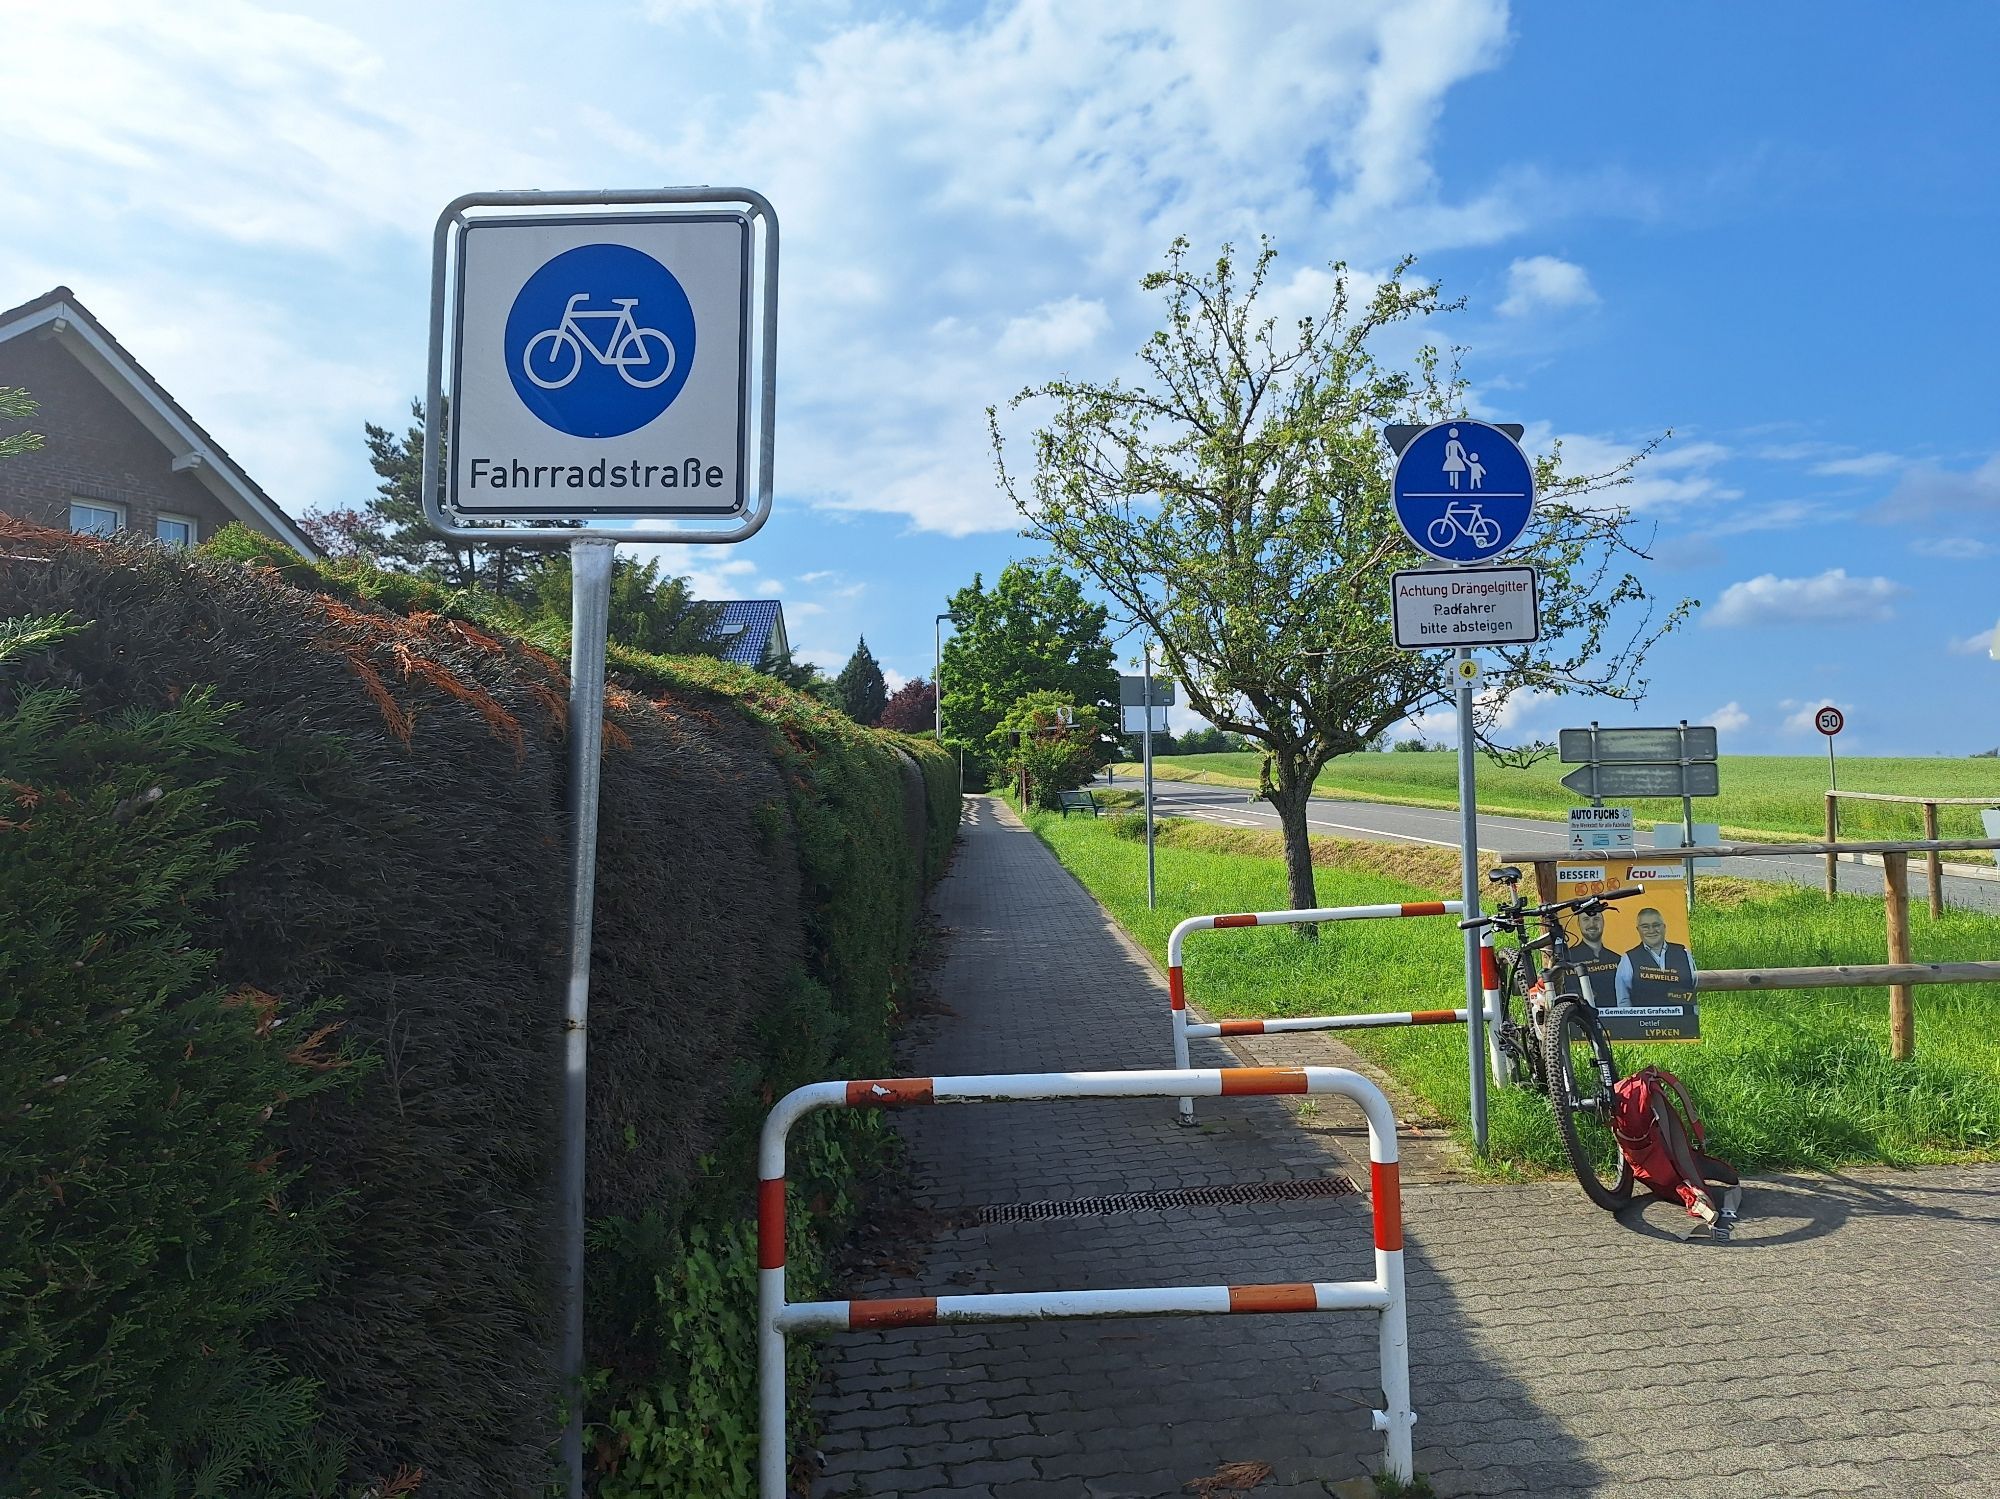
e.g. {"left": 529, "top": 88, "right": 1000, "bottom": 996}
{"left": 69, "top": 499, "right": 127, "bottom": 537}
{"left": 155, "top": 512, "right": 197, "bottom": 548}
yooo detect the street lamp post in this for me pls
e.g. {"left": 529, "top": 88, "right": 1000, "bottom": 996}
{"left": 933, "top": 612, "right": 953, "bottom": 741}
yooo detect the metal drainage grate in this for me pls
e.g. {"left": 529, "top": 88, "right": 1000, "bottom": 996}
{"left": 973, "top": 1176, "right": 1359, "bottom": 1224}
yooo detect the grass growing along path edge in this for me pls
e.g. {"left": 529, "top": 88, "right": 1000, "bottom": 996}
{"left": 1020, "top": 800, "right": 2000, "bottom": 1176}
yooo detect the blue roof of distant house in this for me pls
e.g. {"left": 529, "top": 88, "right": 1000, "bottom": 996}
{"left": 714, "top": 599, "right": 785, "bottom": 665}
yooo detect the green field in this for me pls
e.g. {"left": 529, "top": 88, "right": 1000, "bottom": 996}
{"left": 1019, "top": 802, "right": 2000, "bottom": 1174}
{"left": 1128, "top": 749, "right": 2000, "bottom": 843}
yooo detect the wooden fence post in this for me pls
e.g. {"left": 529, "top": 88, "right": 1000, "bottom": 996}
{"left": 1824, "top": 793, "right": 1838, "bottom": 901}
{"left": 1922, "top": 802, "right": 1942, "bottom": 920}
{"left": 1883, "top": 851, "right": 1914, "bottom": 1060}
{"left": 1532, "top": 859, "right": 1559, "bottom": 909}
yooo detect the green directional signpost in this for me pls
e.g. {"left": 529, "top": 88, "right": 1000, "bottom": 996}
{"left": 1561, "top": 722, "right": 1720, "bottom": 913}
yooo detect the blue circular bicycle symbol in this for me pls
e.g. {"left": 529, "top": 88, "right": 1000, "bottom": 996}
{"left": 504, "top": 244, "right": 697, "bottom": 438}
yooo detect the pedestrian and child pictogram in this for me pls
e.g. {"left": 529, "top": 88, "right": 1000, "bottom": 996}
{"left": 1392, "top": 419, "right": 1537, "bottom": 563}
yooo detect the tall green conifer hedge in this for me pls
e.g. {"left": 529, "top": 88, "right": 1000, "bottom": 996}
{"left": 0, "top": 522, "right": 959, "bottom": 1496}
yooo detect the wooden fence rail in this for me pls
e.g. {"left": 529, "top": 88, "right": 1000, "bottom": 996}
{"left": 1495, "top": 838, "right": 2000, "bottom": 1062}
{"left": 1825, "top": 790, "right": 2000, "bottom": 917}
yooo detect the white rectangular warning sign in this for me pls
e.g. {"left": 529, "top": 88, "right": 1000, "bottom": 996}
{"left": 1391, "top": 566, "right": 1540, "bottom": 649}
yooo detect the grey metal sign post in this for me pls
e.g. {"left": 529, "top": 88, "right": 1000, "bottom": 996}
{"left": 1121, "top": 669, "right": 1174, "bottom": 908}
{"left": 422, "top": 187, "right": 778, "bottom": 1499}
{"left": 1388, "top": 422, "right": 1539, "bottom": 1154}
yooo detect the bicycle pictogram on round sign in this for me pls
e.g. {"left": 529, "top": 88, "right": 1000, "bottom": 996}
{"left": 504, "top": 243, "right": 697, "bottom": 439}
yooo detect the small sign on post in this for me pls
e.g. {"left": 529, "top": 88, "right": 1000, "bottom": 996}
{"left": 1568, "top": 805, "right": 1634, "bottom": 854}
{"left": 1391, "top": 566, "right": 1540, "bottom": 648}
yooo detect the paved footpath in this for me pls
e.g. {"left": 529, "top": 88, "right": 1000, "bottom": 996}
{"left": 811, "top": 797, "right": 2000, "bottom": 1499}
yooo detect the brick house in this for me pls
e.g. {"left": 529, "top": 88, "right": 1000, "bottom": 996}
{"left": 0, "top": 286, "right": 317, "bottom": 555}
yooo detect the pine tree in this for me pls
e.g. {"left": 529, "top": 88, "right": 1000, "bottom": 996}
{"left": 835, "top": 637, "right": 888, "bottom": 725}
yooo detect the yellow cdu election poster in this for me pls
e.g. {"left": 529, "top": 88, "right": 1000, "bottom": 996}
{"left": 1552, "top": 859, "right": 1699, "bottom": 1042}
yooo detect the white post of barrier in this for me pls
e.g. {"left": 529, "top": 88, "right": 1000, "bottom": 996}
{"left": 756, "top": 1066, "right": 1414, "bottom": 1496}
{"left": 1165, "top": 902, "right": 1463, "bottom": 1123}
{"left": 1479, "top": 928, "right": 1507, "bottom": 1085}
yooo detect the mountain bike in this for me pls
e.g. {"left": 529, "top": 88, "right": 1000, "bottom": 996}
{"left": 1460, "top": 867, "right": 1645, "bottom": 1210}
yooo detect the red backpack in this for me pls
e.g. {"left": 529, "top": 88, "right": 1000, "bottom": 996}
{"left": 1611, "top": 1066, "right": 1741, "bottom": 1235}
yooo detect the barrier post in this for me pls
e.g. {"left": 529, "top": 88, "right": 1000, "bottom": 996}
{"left": 1479, "top": 928, "right": 1506, "bottom": 1085}
{"left": 1884, "top": 851, "right": 1914, "bottom": 1059}
{"left": 1166, "top": 903, "right": 1461, "bottom": 1122}
{"left": 1922, "top": 801, "right": 1943, "bottom": 920}
{"left": 756, "top": 1067, "right": 1415, "bottom": 1494}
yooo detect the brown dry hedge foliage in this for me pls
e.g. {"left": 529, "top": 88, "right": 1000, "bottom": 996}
{"left": 0, "top": 519, "right": 958, "bottom": 1496}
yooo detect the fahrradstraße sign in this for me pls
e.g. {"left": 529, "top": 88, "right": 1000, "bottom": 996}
{"left": 451, "top": 213, "right": 752, "bottom": 517}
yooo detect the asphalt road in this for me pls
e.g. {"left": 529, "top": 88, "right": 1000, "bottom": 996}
{"left": 1108, "top": 773, "right": 2000, "bottom": 916}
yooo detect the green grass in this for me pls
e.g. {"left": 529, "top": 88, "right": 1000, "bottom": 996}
{"left": 1023, "top": 804, "right": 2000, "bottom": 1174}
{"left": 1133, "top": 749, "right": 2000, "bottom": 843}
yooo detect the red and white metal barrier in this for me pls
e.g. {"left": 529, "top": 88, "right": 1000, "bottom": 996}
{"left": 1167, "top": 902, "right": 1466, "bottom": 1123}
{"left": 757, "top": 1066, "right": 1415, "bottom": 1496}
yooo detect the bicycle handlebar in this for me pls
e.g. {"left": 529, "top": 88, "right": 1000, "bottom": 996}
{"left": 1456, "top": 885, "right": 1645, "bottom": 931}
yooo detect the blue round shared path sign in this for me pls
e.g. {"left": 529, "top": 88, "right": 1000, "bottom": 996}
{"left": 504, "top": 243, "right": 697, "bottom": 439}
{"left": 1391, "top": 420, "right": 1536, "bottom": 563}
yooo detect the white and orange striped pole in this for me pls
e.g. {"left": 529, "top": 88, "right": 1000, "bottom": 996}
{"left": 1166, "top": 902, "right": 1462, "bottom": 1123}
{"left": 757, "top": 1066, "right": 1416, "bottom": 1495}
{"left": 1478, "top": 927, "right": 1507, "bottom": 1084}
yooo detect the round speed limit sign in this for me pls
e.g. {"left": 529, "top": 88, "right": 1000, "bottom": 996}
{"left": 1815, "top": 705, "right": 1845, "bottom": 736}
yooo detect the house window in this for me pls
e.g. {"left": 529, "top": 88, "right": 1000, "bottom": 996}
{"left": 69, "top": 500, "right": 126, "bottom": 537}
{"left": 156, "top": 514, "right": 196, "bottom": 548}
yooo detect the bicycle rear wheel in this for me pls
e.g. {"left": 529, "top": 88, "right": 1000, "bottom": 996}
{"left": 1542, "top": 999, "right": 1633, "bottom": 1210}
{"left": 1494, "top": 956, "right": 1545, "bottom": 1091}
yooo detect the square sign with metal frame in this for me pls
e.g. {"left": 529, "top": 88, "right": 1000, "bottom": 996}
{"left": 422, "top": 188, "right": 778, "bottom": 545}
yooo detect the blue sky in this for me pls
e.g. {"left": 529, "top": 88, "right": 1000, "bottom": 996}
{"left": 4, "top": 1, "right": 1996, "bottom": 753}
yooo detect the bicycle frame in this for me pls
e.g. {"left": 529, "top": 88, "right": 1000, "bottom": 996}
{"left": 560, "top": 296, "right": 644, "bottom": 363}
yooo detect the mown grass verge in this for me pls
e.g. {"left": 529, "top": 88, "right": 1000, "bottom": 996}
{"left": 1128, "top": 750, "right": 2000, "bottom": 844}
{"left": 1021, "top": 804, "right": 2000, "bottom": 1174}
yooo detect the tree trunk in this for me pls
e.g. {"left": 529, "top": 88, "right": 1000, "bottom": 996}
{"left": 1268, "top": 774, "right": 1320, "bottom": 914}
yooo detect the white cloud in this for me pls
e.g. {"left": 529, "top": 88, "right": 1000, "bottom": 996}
{"left": 798, "top": 569, "right": 839, "bottom": 584}
{"left": 1911, "top": 536, "right": 1997, "bottom": 560}
{"left": 997, "top": 297, "right": 1111, "bottom": 360}
{"left": 1875, "top": 453, "right": 2000, "bottom": 520}
{"left": 1706, "top": 569, "right": 1906, "bottom": 628}
{"left": 1497, "top": 254, "right": 1599, "bottom": 316}
{"left": 1809, "top": 451, "right": 1902, "bottom": 478}
{"left": 1708, "top": 701, "right": 1750, "bottom": 733}
{"left": 1947, "top": 624, "right": 1998, "bottom": 657}
{"left": 1780, "top": 698, "right": 1851, "bottom": 735}
{"left": 1522, "top": 427, "right": 1735, "bottom": 514}
{"left": 1705, "top": 500, "right": 1835, "bottom": 536}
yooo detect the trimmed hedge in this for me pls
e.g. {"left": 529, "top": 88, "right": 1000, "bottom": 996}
{"left": 0, "top": 521, "right": 959, "bottom": 1496}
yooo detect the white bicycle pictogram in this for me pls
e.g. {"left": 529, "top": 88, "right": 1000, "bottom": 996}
{"left": 522, "top": 293, "right": 676, "bottom": 390}
{"left": 1426, "top": 500, "right": 1500, "bottom": 551}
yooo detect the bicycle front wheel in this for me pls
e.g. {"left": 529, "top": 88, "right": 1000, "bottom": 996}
{"left": 1425, "top": 517, "right": 1456, "bottom": 549}
{"left": 1542, "top": 999, "right": 1633, "bottom": 1210}
{"left": 616, "top": 328, "right": 676, "bottom": 388}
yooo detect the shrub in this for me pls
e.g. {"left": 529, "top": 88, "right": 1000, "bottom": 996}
{"left": 0, "top": 615, "right": 350, "bottom": 1496}
{"left": 0, "top": 522, "right": 960, "bottom": 1495}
